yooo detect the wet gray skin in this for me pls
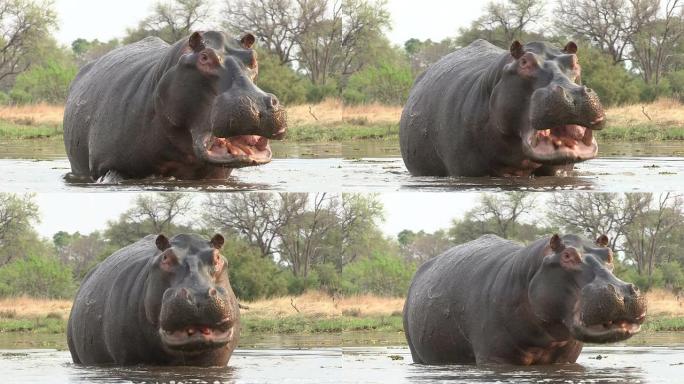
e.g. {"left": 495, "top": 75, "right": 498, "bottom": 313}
{"left": 403, "top": 234, "right": 647, "bottom": 365}
{"left": 400, "top": 40, "right": 605, "bottom": 177}
{"left": 67, "top": 233, "right": 240, "bottom": 366}
{"left": 64, "top": 31, "right": 287, "bottom": 181}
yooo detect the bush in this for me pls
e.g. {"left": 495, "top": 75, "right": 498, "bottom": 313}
{"left": 224, "top": 239, "right": 289, "bottom": 301}
{"left": 666, "top": 70, "right": 684, "bottom": 102}
{"left": 341, "top": 253, "right": 416, "bottom": 296}
{"left": 579, "top": 43, "right": 641, "bottom": 106}
{"left": 10, "top": 60, "right": 78, "bottom": 104}
{"left": 0, "top": 254, "right": 75, "bottom": 298}
{"left": 306, "top": 82, "right": 339, "bottom": 103}
{"left": 342, "top": 62, "right": 413, "bottom": 105}
{"left": 255, "top": 49, "right": 308, "bottom": 106}
{"left": 286, "top": 270, "right": 320, "bottom": 295}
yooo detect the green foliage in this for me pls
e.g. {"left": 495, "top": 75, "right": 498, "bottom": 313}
{"left": 342, "top": 62, "right": 413, "bottom": 105}
{"left": 0, "top": 254, "right": 74, "bottom": 298}
{"left": 224, "top": 238, "right": 288, "bottom": 301}
{"left": 306, "top": 81, "right": 339, "bottom": 103}
{"left": 10, "top": 60, "right": 78, "bottom": 104}
{"left": 286, "top": 271, "right": 321, "bottom": 295}
{"left": 341, "top": 253, "right": 416, "bottom": 296}
{"left": 578, "top": 43, "right": 642, "bottom": 107}
{"left": 666, "top": 70, "right": 684, "bottom": 101}
{"left": 255, "top": 49, "right": 308, "bottom": 105}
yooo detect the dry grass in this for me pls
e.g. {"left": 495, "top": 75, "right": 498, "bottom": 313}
{"left": 244, "top": 291, "right": 404, "bottom": 319}
{"left": 0, "top": 103, "right": 64, "bottom": 126}
{"left": 1, "top": 289, "right": 680, "bottom": 320}
{"left": 607, "top": 98, "right": 684, "bottom": 128}
{"left": 0, "top": 98, "right": 681, "bottom": 130}
{"left": 0, "top": 296, "right": 71, "bottom": 319}
{"left": 278, "top": 99, "right": 402, "bottom": 126}
{"left": 645, "top": 289, "right": 684, "bottom": 316}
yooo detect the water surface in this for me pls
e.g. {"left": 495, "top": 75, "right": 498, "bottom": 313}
{"left": 1, "top": 139, "right": 683, "bottom": 192}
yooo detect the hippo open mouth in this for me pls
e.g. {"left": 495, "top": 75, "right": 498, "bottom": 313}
{"left": 522, "top": 124, "right": 599, "bottom": 165}
{"left": 196, "top": 129, "right": 286, "bottom": 168}
{"left": 567, "top": 312, "right": 645, "bottom": 343}
{"left": 160, "top": 318, "right": 235, "bottom": 352}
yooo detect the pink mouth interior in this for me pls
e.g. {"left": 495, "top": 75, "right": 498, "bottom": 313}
{"left": 208, "top": 135, "right": 271, "bottom": 160}
{"left": 162, "top": 324, "right": 233, "bottom": 346}
{"left": 532, "top": 125, "right": 593, "bottom": 149}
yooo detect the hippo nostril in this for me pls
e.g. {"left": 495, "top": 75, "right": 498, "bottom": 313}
{"left": 264, "top": 95, "right": 279, "bottom": 110}
{"left": 629, "top": 284, "right": 638, "bottom": 295}
{"left": 208, "top": 288, "right": 217, "bottom": 297}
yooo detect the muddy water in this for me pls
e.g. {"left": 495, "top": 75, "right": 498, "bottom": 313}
{"left": 1, "top": 332, "right": 683, "bottom": 383}
{"left": 1, "top": 138, "right": 684, "bottom": 192}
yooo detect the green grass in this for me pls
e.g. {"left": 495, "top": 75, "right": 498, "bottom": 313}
{"left": 0, "top": 120, "right": 63, "bottom": 139}
{"left": 0, "top": 316, "right": 66, "bottom": 334}
{"left": 240, "top": 315, "right": 403, "bottom": 335}
{"left": 284, "top": 122, "right": 399, "bottom": 142}
{"left": 642, "top": 316, "right": 684, "bottom": 332}
{"left": 597, "top": 124, "right": 684, "bottom": 141}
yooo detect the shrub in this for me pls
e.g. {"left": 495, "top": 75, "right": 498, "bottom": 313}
{"left": 224, "top": 239, "right": 289, "bottom": 301}
{"left": 255, "top": 49, "right": 308, "bottom": 106}
{"left": 0, "top": 254, "right": 75, "bottom": 298}
{"left": 341, "top": 253, "right": 416, "bottom": 296}
{"left": 10, "top": 60, "right": 78, "bottom": 104}
{"left": 342, "top": 62, "right": 413, "bottom": 105}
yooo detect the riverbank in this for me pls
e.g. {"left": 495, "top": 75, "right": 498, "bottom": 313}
{"left": 1, "top": 290, "right": 682, "bottom": 336}
{"left": 1, "top": 99, "right": 682, "bottom": 142}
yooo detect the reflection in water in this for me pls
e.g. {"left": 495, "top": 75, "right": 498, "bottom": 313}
{"left": 0, "top": 156, "right": 683, "bottom": 193}
{"left": 1, "top": 138, "right": 684, "bottom": 192}
{"left": 2, "top": 344, "right": 684, "bottom": 383}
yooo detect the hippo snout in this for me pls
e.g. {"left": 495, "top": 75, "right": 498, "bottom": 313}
{"left": 159, "top": 286, "right": 233, "bottom": 332}
{"left": 530, "top": 83, "right": 605, "bottom": 131}
{"left": 580, "top": 283, "right": 645, "bottom": 324}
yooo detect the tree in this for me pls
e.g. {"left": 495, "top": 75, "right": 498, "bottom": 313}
{"left": 404, "top": 38, "right": 458, "bottom": 75}
{"left": 629, "top": 0, "right": 684, "bottom": 86}
{"left": 553, "top": 0, "right": 659, "bottom": 64}
{"left": 623, "top": 193, "right": 683, "bottom": 277}
{"left": 397, "top": 229, "right": 453, "bottom": 264}
{"left": 480, "top": 0, "right": 545, "bottom": 43}
{"left": 548, "top": 193, "right": 651, "bottom": 251}
{"left": 222, "top": 0, "right": 327, "bottom": 65}
{"left": 457, "top": 0, "right": 546, "bottom": 48}
{"left": 472, "top": 192, "right": 537, "bottom": 238}
{"left": 53, "top": 231, "right": 108, "bottom": 279}
{"left": 0, "top": 0, "right": 57, "bottom": 82}
{"left": 125, "top": 0, "right": 212, "bottom": 44}
{"left": 202, "top": 193, "right": 384, "bottom": 277}
{"left": 222, "top": 0, "right": 391, "bottom": 85}
{"left": 0, "top": 193, "right": 39, "bottom": 266}
{"left": 105, "top": 193, "right": 194, "bottom": 248}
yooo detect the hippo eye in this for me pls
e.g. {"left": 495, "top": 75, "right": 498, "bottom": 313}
{"left": 521, "top": 58, "right": 527, "bottom": 66}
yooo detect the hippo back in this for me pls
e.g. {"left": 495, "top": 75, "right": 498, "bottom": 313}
{"left": 64, "top": 37, "right": 177, "bottom": 178}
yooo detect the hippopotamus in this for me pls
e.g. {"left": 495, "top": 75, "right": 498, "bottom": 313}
{"left": 403, "top": 234, "right": 646, "bottom": 365}
{"left": 67, "top": 233, "right": 240, "bottom": 366}
{"left": 64, "top": 31, "right": 286, "bottom": 181}
{"left": 400, "top": 40, "right": 606, "bottom": 177}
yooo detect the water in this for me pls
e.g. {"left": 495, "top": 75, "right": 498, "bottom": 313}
{"left": 1, "top": 139, "right": 684, "bottom": 192}
{"left": 1, "top": 332, "right": 683, "bottom": 383}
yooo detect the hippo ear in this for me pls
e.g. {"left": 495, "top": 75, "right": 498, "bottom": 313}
{"left": 240, "top": 33, "right": 256, "bottom": 49}
{"left": 563, "top": 41, "right": 578, "bottom": 55}
{"left": 596, "top": 234, "right": 610, "bottom": 248}
{"left": 155, "top": 234, "right": 171, "bottom": 251}
{"left": 210, "top": 234, "right": 225, "bottom": 250}
{"left": 549, "top": 234, "right": 563, "bottom": 252}
{"left": 510, "top": 40, "right": 524, "bottom": 59}
{"left": 189, "top": 31, "right": 206, "bottom": 53}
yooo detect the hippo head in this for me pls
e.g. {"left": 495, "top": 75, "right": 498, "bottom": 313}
{"left": 144, "top": 233, "right": 239, "bottom": 357}
{"left": 491, "top": 41, "right": 605, "bottom": 166}
{"left": 155, "top": 31, "right": 287, "bottom": 169}
{"left": 528, "top": 234, "right": 646, "bottom": 344}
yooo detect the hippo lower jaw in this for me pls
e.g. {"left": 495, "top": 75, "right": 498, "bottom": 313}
{"left": 565, "top": 313, "right": 645, "bottom": 343}
{"left": 521, "top": 124, "right": 598, "bottom": 165}
{"left": 160, "top": 319, "right": 236, "bottom": 352}
{"left": 194, "top": 132, "right": 283, "bottom": 168}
